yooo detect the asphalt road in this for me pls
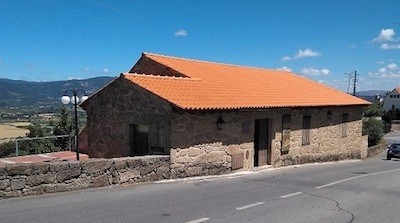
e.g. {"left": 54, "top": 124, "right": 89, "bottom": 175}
{"left": 1, "top": 134, "right": 400, "bottom": 223}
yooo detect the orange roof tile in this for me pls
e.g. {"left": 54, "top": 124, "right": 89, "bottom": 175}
{"left": 123, "top": 53, "right": 370, "bottom": 110}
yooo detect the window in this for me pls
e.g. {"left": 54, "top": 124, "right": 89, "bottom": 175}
{"left": 281, "top": 115, "right": 291, "bottom": 154}
{"left": 392, "top": 105, "right": 395, "bottom": 110}
{"left": 302, "top": 115, "right": 311, "bottom": 146}
{"left": 390, "top": 95, "right": 394, "bottom": 98}
{"left": 341, "top": 113, "right": 349, "bottom": 138}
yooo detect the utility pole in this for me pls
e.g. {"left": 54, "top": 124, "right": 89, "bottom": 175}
{"left": 352, "top": 70, "right": 358, "bottom": 96}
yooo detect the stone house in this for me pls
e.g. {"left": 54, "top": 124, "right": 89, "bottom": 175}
{"left": 383, "top": 87, "right": 400, "bottom": 112}
{"left": 80, "top": 52, "right": 370, "bottom": 175}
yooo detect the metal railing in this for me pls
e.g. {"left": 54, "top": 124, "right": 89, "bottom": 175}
{"left": 14, "top": 135, "right": 76, "bottom": 157}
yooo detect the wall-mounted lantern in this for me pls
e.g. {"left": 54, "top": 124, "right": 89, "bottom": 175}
{"left": 216, "top": 116, "right": 225, "bottom": 130}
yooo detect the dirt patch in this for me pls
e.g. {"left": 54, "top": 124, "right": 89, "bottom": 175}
{"left": 0, "top": 124, "right": 29, "bottom": 140}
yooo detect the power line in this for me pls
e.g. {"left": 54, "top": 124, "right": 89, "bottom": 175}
{"left": 345, "top": 70, "right": 358, "bottom": 96}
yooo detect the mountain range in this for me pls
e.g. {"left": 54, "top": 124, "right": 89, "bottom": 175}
{"left": 0, "top": 76, "right": 389, "bottom": 108}
{"left": 0, "top": 76, "right": 115, "bottom": 107}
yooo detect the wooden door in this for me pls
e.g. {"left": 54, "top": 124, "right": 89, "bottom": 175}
{"left": 254, "top": 119, "right": 270, "bottom": 166}
{"left": 129, "top": 124, "right": 149, "bottom": 156}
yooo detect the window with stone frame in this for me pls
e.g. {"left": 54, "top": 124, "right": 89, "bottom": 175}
{"left": 341, "top": 113, "right": 349, "bottom": 138}
{"left": 302, "top": 115, "right": 311, "bottom": 146}
{"left": 281, "top": 115, "right": 291, "bottom": 154}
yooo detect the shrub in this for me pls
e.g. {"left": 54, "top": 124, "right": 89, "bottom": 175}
{"left": 382, "top": 109, "right": 400, "bottom": 123}
{"left": 0, "top": 140, "right": 16, "bottom": 158}
{"left": 364, "top": 102, "right": 383, "bottom": 117}
{"left": 362, "top": 118, "right": 384, "bottom": 147}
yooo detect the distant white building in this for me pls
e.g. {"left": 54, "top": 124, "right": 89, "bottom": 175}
{"left": 383, "top": 87, "right": 400, "bottom": 112}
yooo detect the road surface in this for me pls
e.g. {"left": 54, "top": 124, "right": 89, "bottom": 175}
{"left": 0, "top": 134, "right": 399, "bottom": 223}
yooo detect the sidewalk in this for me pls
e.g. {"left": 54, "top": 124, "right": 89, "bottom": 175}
{"left": 0, "top": 151, "right": 89, "bottom": 167}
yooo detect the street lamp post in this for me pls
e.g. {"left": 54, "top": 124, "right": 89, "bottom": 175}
{"left": 61, "top": 89, "right": 88, "bottom": 161}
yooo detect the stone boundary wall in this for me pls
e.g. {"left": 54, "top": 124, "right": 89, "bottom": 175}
{"left": 367, "top": 143, "right": 388, "bottom": 158}
{"left": 0, "top": 156, "right": 170, "bottom": 198}
{"left": 390, "top": 123, "right": 400, "bottom": 132}
{"left": 170, "top": 143, "right": 239, "bottom": 178}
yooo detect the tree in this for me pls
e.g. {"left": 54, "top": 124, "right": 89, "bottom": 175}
{"left": 382, "top": 109, "right": 400, "bottom": 123}
{"left": 27, "top": 123, "right": 44, "bottom": 138}
{"left": 364, "top": 102, "right": 383, "bottom": 117}
{"left": 0, "top": 141, "right": 16, "bottom": 158}
{"left": 53, "top": 106, "right": 73, "bottom": 150}
{"left": 362, "top": 118, "right": 384, "bottom": 147}
{"left": 54, "top": 106, "right": 73, "bottom": 135}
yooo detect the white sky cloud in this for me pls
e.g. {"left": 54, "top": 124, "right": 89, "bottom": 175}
{"left": 297, "top": 48, "right": 320, "bottom": 58}
{"left": 300, "top": 67, "right": 330, "bottom": 76}
{"left": 379, "top": 67, "right": 387, "bottom": 73}
{"left": 387, "top": 63, "right": 398, "bottom": 71}
{"left": 174, "top": 29, "right": 188, "bottom": 37}
{"left": 68, "top": 76, "right": 83, "bottom": 80}
{"left": 103, "top": 68, "right": 109, "bottom": 74}
{"left": 372, "top": 28, "right": 400, "bottom": 50}
{"left": 377, "top": 63, "right": 398, "bottom": 74}
{"left": 369, "top": 64, "right": 400, "bottom": 79}
{"left": 373, "top": 29, "right": 396, "bottom": 42}
{"left": 281, "top": 48, "right": 320, "bottom": 61}
{"left": 380, "top": 43, "right": 400, "bottom": 50}
{"left": 350, "top": 44, "right": 356, "bottom": 48}
{"left": 276, "top": 66, "right": 292, "bottom": 72}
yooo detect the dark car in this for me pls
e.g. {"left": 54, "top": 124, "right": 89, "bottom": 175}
{"left": 387, "top": 143, "right": 400, "bottom": 160}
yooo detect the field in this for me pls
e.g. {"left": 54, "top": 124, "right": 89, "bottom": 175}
{"left": 0, "top": 123, "right": 30, "bottom": 141}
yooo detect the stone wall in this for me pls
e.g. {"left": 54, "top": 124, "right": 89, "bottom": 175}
{"left": 170, "top": 143, "right": 234, "bottom": 178}
{"left": 276, "top": 106, "right": 368, "bottom": 166}
{"left": 0, "top": 156, "right": 170, "bottom": 198}
{"left": 169, "top": 106, "right": 368, "bottom": 172}
{"left": 81, "top": 76, "right": 172, "bottom": 158}
{"left": 169, "top": 111, "right": 254, "bottom": 177}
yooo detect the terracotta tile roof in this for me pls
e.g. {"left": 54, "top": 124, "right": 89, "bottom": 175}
{"left": 123, "top": 52, "right": 370, "bottom": 110}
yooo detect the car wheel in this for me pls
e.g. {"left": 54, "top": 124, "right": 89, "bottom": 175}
{"left": 387, "top": 155, "right": 392, "bottom": 160}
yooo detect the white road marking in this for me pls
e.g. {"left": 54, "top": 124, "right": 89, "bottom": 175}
{"left": 316, "top": 168, "right": 400, "bottom": 189}
{"left": 186, "top": 217, "right": 209, "bottom": 223}
{"left": 236, "top": 202, "right": 264, "bottom": 210}
{"left": 280, "top": 191, "right": 303, "bottom": 198}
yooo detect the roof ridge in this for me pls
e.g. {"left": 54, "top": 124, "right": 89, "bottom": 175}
{"left": 123, "top": 73, "right": 201, "bottom": 81}
{"left": 142, "top": 52, "right": 281, "bottom": 73}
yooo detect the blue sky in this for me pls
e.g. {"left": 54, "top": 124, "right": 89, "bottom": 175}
{"left": 0, "top": 0, "right": 399, "bottom": 92}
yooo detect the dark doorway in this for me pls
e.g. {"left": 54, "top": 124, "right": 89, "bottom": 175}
{"left": 129, "top": 124, "right": 149, "bottom": 156}
{"left": 254, "top": 119, "right": 271, "bottom": 166}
